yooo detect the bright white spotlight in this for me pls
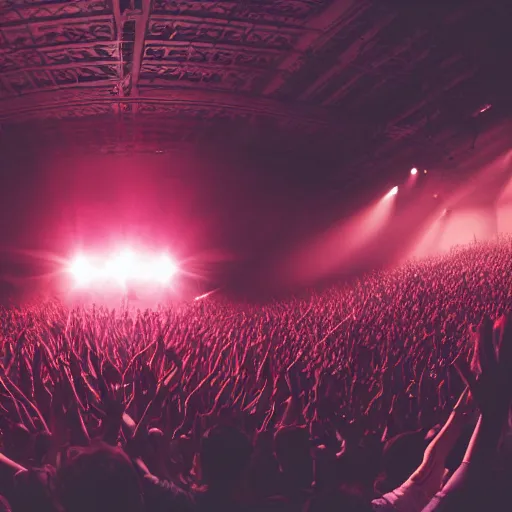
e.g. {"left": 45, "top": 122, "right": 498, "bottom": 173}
{"left": 107, "top": 249, "right": 136, "bottom": 284}
{"left": 67, "top": 249, "right": 179, "bottom": 288}
{"left": 385, "top": 186, "right": 398, "bottom": 199}
{"left": 69, "top": 255, "right": 95, "bottom": 287}
{"left": 153, "top": 253, "right": 178, "bottom": 284}
{"left": 411, "top": 168, "right": 418, "bottom": 175}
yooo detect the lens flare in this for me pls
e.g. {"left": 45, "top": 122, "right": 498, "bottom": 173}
{"left": 153, "top": 254, "right": 178, "bottom": 284}
{"left": 69, "top": 255, "right": 95, "bottom": 286}
{"left": 68, "top": 249, "right": 178, "bottom": 288}
{"left": 108, "top": 249, "right": 136, "bottom": 284}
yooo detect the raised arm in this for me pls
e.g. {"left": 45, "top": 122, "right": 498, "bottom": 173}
{"left": 373, "top": 388, "right": 473, "bottom": 512}
{"left": 423, "top": 315, "right": 512, "bottom": 512}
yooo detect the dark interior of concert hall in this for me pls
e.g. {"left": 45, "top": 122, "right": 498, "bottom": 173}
{"left": 0, "top": 2, "right": 511, "bottom": 512}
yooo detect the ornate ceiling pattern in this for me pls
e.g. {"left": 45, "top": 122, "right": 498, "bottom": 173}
{"left": 0, "top": 0, "right": 338, "bottom": 124}
{"left": 0, "top": 0, "right": 510, "bottom": 164}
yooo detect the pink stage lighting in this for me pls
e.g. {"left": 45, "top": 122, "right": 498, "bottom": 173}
{"left": 410, "top": 168, "right": 418, "bottom": 175}
{"left": 68, "top": 249, "right": 178, "bottom": 288}
{"left": 385, "top": 186, "right": 398, "bottom": 198}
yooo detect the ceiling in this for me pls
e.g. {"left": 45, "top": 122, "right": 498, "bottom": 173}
{"left": 0, "top": 0, "right": 511, "bottom": 173}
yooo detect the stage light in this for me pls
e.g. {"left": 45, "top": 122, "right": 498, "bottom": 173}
{"left": 385, "top": 186, "right": 398, "bottom": 199}
{"left": 68, "top": 249, "right": 178, "bottom": 288}
{"left": 478, "top": 104, "right": 492, "bottom": 115}
{"left": 411, "top": 168, "right": 418, "bottom": 175}
{"left": 108, "top": 249, "right": 136, "bottom": 285}
{"left": 424, "top": 170, "right": 428, "bottom": 174}
{"left": 70, "top": 255, "right": 95, "bottom": 286}
{"left": 153, "top": 254, "right": 178, "bottom": 284}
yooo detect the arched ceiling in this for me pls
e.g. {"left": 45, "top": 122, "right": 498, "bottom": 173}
{"left": 0, "top": 0, "right": 511, "bottom": 172}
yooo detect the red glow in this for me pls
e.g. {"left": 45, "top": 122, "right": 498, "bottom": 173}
{"left": 411, "top": 168, "right": 418, "bottom": 175}
{"left": 68, "top": 249, "right": 178, "bottom": 288}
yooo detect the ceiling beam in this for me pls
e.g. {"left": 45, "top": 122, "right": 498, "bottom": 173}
{"left": 0, "top": 88, "right": 333, "bottom": 125}
{"left": 130, "top": 0, "right": 152, "bottom": 104}
{"left": 112, "top": 0, "right": 124, "bottom": 105}
{"left": 299, "top": 13, "right": 396, "bottom": 102}
{"left": 111, "top": 0, "right": 151, "bottom": 104}
{"left": 262, "top": 0, "right": 361, "bottom": 97}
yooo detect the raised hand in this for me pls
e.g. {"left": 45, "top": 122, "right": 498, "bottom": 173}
{"left": 456, "top": 315, "right": 512, "bottom": 418}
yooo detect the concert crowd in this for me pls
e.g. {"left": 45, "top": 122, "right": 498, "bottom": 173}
{"left": 1, "top": 237, "right": 512, "bottom": 512}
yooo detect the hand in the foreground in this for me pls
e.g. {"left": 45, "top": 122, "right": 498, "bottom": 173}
{"left": 455, "top": 315, "right": 512, "bottom": 418}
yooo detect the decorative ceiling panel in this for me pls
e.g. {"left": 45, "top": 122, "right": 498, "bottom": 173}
{"left": 0, "top": 0, "right": 509, "bottom": 175}
{"left": 0, "top": 0, "right": 118, "bottom": 101}
{"left": 151, "top": 0, "right": 333, "bottom": 25}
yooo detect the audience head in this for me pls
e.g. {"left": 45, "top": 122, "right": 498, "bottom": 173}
{"left": 12, "top": 467, "right": 60, "bottom": 512}
{"left": 374, "top": 431, "right": 426, "bottom": 494}
{"left": 57, "top": 442, "right": 144, "bottom": 512}
{"left": 274, "top": 425, "right": 314, "bottom": 489}
{"left": 199, "top": 425, "right": 252, "bottom": 489}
